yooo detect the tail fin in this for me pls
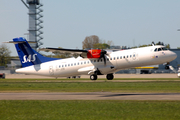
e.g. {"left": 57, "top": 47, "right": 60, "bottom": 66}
{"left": 12, "top": 37, "right": 58, "bottom": 67}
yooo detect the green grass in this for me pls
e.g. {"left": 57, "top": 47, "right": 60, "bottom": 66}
{"left": 0, "top": 81, "right": 180, "bottom": 92}
{"left": 0, "top": 79, "right": 180, "bottom": 120}
{"left": 0, "top": 100, "right": 180, "bottom": 120}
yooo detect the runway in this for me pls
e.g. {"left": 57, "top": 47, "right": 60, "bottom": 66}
{"left": 5, "top": 73, "right": 179, "bottom": 79}
{"left": 2, "top": 74, "right": 180, "bottom": 100}
{"left": 1, "top": 92, "right": 180, "bottom": 100}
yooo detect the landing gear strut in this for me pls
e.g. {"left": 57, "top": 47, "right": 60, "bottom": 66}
{"left": 106, "top": 74, "right": 114, "bottom": 80}
{"left": 90, "top": 74, "right": 97, "bottom": 80}
{"left": 165, "top": 62, "right": 170, "bottom": 70}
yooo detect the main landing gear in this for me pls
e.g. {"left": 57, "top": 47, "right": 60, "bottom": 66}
{"left": 90, "top": 74, "right": 114, "bottom": 80}
{"left": 90, "top": 74, "right": 97, "bottom": 80}
{"left": 106, "top": 74, "right": 114, "bottom": 80}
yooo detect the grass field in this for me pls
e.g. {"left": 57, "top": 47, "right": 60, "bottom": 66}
{"left": 1, "top": 78, "right": 180, "bottom": 120}
{"left": 0, "top": 100, "right": 180, "bottom": 120}
{"left": 0, "top": 79, "right": 180, "bottom": 92}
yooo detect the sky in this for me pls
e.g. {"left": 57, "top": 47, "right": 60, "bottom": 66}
{"left": 1, "top": 0, "right": 180, "bottom": 56}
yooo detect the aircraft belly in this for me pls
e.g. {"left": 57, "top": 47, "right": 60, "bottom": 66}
{"left": 54, "top": 67, "right": 79, "bottom": 77}
{"left": 77, "top": 66, "right": 94, "bottom": 74}
{"left": 16, "top": 65, "right": 50, "bottom": 76}
{"left": 99, "top": 67, "right": 115, "bottom": 74}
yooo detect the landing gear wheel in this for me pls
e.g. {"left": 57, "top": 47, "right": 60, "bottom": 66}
{"left": 106, "top": 74, "right": 114, "bottom": 80}
{"left": 90, "top": 74, "right": 97, "bottom": 80}
{"left": 165, "top": 65, "right": 169, "bottom": 70}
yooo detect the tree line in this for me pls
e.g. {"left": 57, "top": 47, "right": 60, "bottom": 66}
{"left": 131, "top": 41, "right": 170, "bottom": 49}
{"left": 0, "top": 44, "right": 11, "bottom": 66}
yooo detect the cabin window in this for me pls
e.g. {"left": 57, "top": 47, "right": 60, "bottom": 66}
{"left": 120, "top": 56, "right": 122, "bottom": 59}
{"left": 101, "top": 59, "right": 103, "bottom": 62}
{"left": 110, "top": 58, "right": 112, "bottom": 60}
{"left": 97, "top": 60, "right": 99, "bottom": 62}
{"left": 123, "top": 56, "right": 125, "bottom": 58}
{"left": 68, "top": 64, "right": 70, "bottom": 67}
{"left": 114, "top": 57, "right": 116, "bottom": 60}
{"left": 74, "top": 63, "right": 76, "bottom": 66}
{"left": 65, "top": 65, "right": 67, "bottom": 67}
{"left": 107, "top": 58, "right": 109, "bottom": 61}
{"left": 84, "top": 61, "right": 86, "bottom": 64}
{"left": 94, "top": 60, "right": 96, "bottom": 62}
{"left": 130, "top": 55, "right": 132, "bottom": 58}
{"left": 59, "top": 65, "right": 61, "bottom": 68}
{"left": 117, "top": 57, "right": 119, "bottom": 59}
{"left": 127, "top": 55, "right": 128, "bottom": 58}
{"left": 71, "top": 64, "right": 73, "bottom": 66}
{"left": 62, "top": 65, "right": 64, "bottom": 67}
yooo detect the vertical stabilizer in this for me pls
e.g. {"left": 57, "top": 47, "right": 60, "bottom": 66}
{"left": 12, "top": 37, "right": 58, "bottom": 67}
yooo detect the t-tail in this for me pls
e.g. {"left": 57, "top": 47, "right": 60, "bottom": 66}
{"left": 11, "top": 37, "right": 58, "bottom": 67}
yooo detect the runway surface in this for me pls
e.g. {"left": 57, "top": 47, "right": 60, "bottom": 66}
{"left": 2, "top": 73, "right": 180, "bottom": 100}
{"left": 1, "top": 92, "right": 180, "bottom": 100}
{"left": 5, "top": 73, "right": 179, "bottom": 79}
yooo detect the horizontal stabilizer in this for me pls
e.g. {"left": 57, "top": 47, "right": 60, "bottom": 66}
{"left": 4, "top": 41, "right": 25, "bottom": 44}
{"left": 5, "top": 41, "right": 37, "bottom": 44}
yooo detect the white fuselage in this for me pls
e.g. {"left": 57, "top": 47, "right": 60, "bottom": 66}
{"left": 16, "top": 45, "right": 177, "bottom": 77}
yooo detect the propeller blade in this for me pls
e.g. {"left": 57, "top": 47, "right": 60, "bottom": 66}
{"left": 103, "top": 55, "right": 106, "bottom": 65}
{"left": 98, "top": 50, "right": 107, "bottom": 65}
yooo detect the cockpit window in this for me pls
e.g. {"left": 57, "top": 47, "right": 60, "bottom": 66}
{"left": 154, "top": 47, "right": 168, "bottom": 52}
{"left": 158, "top": 48, "right": 162, "bottom": 51}
{"left": 162, "top": 47, "right": 168, "bottom": 50}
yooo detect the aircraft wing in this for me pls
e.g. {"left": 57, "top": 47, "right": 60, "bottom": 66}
{"left": 39, "top": 47, "right": 88, "bottom": 54}
{"left": 39, "top": 47, "right": 111, "bottom": 61}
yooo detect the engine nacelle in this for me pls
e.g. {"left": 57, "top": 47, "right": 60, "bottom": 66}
{"left": 87, "top": 49, "right": 102, "bottom": 58}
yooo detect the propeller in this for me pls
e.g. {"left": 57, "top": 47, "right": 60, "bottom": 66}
{"left": 99, "top": 50, "right": 108, "bottom": 65}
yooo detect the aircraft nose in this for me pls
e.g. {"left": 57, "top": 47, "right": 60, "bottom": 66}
{"left": 171, "top": 51, "right": 177, "bottom": 60}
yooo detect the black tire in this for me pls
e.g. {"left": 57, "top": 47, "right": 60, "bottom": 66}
{"left": 106, "top": 74, "right": 114, "bottom": 80}
{"left": 165, "top": 65, "right": 169, "bottom": 70}
{"left": 90, "top": 74, "right": 97, "bottom": 80}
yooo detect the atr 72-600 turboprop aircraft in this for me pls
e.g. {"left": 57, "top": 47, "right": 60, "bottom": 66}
{"left": 9, "top": 37, "right": 177, "bottom": 80}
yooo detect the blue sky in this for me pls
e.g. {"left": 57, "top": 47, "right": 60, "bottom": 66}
{"left": 1, "top": 0, "right": 180, "bottom": 56}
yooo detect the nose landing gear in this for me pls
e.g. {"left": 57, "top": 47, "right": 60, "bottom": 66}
{"left": 165, "top": 62, "right": 170, "bottom": 70}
